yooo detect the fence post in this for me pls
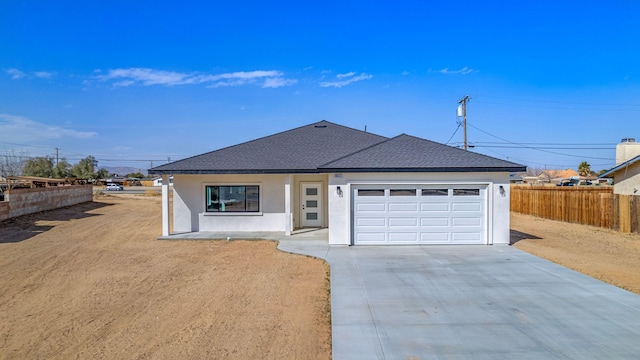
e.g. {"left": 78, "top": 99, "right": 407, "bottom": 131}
{"left": 620, "top": 195, "right": 631, "bottom": 233}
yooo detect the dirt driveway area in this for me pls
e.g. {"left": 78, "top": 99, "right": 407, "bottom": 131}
{"left": 511, "top": 212, "right": 640, "bottom": 295}
{"left": 0, "top": 194, "right": 331, "bottom": 359}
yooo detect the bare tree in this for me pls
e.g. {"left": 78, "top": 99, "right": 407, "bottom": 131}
{"left": 0, "top": 149, "right": 28, "bottom": 178}
{"left": 526, "top": 166, "right": 545, "bottom": 177}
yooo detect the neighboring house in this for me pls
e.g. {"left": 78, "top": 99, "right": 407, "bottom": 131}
{"left": 600, "top": 138, "right": 640, "bottom": 195}
{"left": 149, "top": 120, "right": 525, "bottom": 245}
{"left": 537, "top": 169, "right": 579, "bottom": 185}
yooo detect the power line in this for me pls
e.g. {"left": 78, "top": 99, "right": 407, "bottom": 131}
{"left": 466, "top": 122, "right": 614, "bottom": 161}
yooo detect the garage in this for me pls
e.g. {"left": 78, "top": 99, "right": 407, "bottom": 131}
{"left": 353, "top": 185, "right": 487, "bottom": 245}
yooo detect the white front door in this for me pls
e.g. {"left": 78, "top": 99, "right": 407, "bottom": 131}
{"left": 301, "top": 183, "right": 322, "bottom": 227}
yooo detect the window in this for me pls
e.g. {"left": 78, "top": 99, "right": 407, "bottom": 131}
{"left": 453, "top": 189, "right": 480, "bottom": 196}
{"left": 358, "top": 189, "right": 385, "bottom": 196}
{"left": 422, "top": 189, "right": 449, "bottom": 196}
{"left": 205, "top": 185, "right": 259, "bottom": 212}
{"left": 390, "top": 189, "right": 416, "bottom": 196}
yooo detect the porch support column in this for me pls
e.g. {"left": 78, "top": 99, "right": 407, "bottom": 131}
{"left": 161, "top": 174, "right": 170, "bottom": 236}
{"left": 284, "top": 174, "right": 292, "bottom": 236}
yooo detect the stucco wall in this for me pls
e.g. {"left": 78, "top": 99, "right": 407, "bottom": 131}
{"left": 0, "top": 185, "right": 93, "bottom": 221}
{"left": 172, "top": 172, "right": 512, "bottom": 245}
{"left": 613, "top": 161, "right": 640, "bottom": 195}
{"left": 173, "top": 174, "right": 288, "bottom": 232}
{"left": 327, "top": 172, "right": 512, "bottom": 245}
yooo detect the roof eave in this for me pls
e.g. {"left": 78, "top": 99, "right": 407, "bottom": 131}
{"left": 599, "top": 155, "right": 640, "bottom": 178}
{"left": 148, "top": 168, "right": 322, "bottom": 175}
{"left": 317, "top": 166, "right": 527, "bottom": 173}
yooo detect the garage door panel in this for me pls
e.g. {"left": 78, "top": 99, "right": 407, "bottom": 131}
{"left": 420, "top": 217, "right": 449, "bottom": 226}
{"left": 420, "top": 232, "right": 449, "bottom": 242}
{"left": 452, "top": 202, "right": 482, "bottom": 212}
{"left": 356, "top": 232, "right": 386, "bottom": 243}
{"left": 452, "top": 232, "right": 482, "bottom": 243}
{"left": 357, "top": 217, "right": 386, "bottom": 227}
{"left": 388, "top": 232, "right": 418, "bottom": 242}
{"left": 389, "top": 202, "right": 418, "bottom": 212}
{"left": 452, "top": 217, "right": 482, "bottom": 226}
{"left": 420, "top": 202, "right": 449, "bottom": 211}
{"left": 388, "top": 217, "right": 418, "bottom": 227}
{"left": 356, "top": 203, "right": 386, "bottom": 212}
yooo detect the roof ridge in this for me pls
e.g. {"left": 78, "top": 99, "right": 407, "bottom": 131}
{"left": 318, "top": 135, "right": 396, "bottom": 168}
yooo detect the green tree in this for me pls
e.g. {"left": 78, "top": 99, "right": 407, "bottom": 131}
{"left": 578, "top": 161, "right": 591, "bottom": 177}
{"left": 71, "top": 155, "right": 98, "bottom": 179}
{"left": 53, "top": 158, "right": 72, "bottom": 178}
{"left": 22, "top": 156, "right": 54, "bottom": 177}
{"left": 96, "top": 168, "right": 110, "bottom": 180}
{"left": 126, "top": 172, "right": 145, "bottom": 178}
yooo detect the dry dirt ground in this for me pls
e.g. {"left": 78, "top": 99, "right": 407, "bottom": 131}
{"left": 0, "top": 194, "right": 331, "bottom": 360}
{"left": 511, "top": 212, "right": 640, "bottom": 295}
{"left": 2, "top": 195, "right": 640, "bottom": 359}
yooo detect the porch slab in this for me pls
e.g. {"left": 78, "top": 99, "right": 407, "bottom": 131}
{"left": 159, "top": 228, "right": 328, "bottom": 242}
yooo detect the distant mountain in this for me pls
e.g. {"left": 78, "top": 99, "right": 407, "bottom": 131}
{"left": 102, "top": 166, "right": 148, "bottom": 177}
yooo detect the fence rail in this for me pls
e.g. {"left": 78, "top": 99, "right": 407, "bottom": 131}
{"left": 511, "top": 185, "right": 640, "bottom": 233}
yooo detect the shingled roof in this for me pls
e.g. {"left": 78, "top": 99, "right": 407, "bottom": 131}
{"left": 319, "top": 134, "right": 525, "bottom": 172}
{"left": 149, "top": 120, "right": 525, "bottom": 174}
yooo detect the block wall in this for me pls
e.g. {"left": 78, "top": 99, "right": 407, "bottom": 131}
{"left": 1, "top": 185, "right": 93, "bottom": 221}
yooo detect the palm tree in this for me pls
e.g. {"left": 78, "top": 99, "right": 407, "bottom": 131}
{"left": 578, "top": 161, "right": 591, "bottom": 177}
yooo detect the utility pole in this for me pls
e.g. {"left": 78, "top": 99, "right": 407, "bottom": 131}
{"left": 55, "top": 147, "right": 59, "bottom": 165}
{"left": 458, "top": 95, "right": 471, "bottom": 150}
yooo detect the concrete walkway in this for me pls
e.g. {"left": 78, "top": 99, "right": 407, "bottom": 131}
{"left": 278, "top": 240, "right": 640, "bottom": 359}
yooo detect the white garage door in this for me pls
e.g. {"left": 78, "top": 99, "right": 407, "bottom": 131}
{"left": 353, "top": 185, "right": 487, "bottom": 245}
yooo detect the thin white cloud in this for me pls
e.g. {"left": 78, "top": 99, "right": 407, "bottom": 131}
{"left": 432, "top": 66, "right": 475, "bottom": 75}
{"left": 319, "top": 72, "right": 373, "bottom": 88}
{"left": 97, "top": 68, "right": 297, "bottom": 88}
{"left": 262, "top": 77, "right": 298, "bottom": 88}
{"left": 34, "top": 71, "right": 55, "bottom": 79}
{"left": 0, "top": 114, "right": 97, "bottom": 143}
{"left": 7, "top": 68, "right": 25, "bottom": 79}
{"left": 336, "top": 71, "right": 356, "bottom": 79}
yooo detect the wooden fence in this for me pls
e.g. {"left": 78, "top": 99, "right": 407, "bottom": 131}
{"left": 511, "top": 185, "right": 640, "bottom": 233}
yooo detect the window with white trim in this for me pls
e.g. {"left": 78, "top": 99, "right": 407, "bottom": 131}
{"left": 205, "top": 185, "right": 260, "bottom": 212}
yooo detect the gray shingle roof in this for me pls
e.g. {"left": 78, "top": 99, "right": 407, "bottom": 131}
{"left": 149, "top": 120, "right": 387, "bottom": 174}
{"left": 320, "top": 134, "right": 525, "bottom": 172}
{"left": 149, "top": 121, "right": 526, "bottom": 174}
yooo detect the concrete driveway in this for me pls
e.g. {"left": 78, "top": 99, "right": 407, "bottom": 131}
{"left": 278, "top": 240, "right": 640, "bottom": 359}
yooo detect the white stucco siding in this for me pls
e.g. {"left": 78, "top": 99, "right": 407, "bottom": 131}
{"left": 612, "top": 162, "right": 640, "bottom": 195}
{"left": 172, "top": 174, "right": 287, "bottom": 232}
{"left": 328, "top": 172, "right": 512, "bottom": 246}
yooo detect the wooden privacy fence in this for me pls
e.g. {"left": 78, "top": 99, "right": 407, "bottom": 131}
{"left": 511, "top": 185, "right": 640, "bottom": 233}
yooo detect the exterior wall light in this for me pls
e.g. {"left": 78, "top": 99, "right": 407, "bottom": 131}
{"left": 499, "top": 185, "right": 506, "bottom": 197}
{"left": 336, "top": 186, "right": 343, "bottom": 197}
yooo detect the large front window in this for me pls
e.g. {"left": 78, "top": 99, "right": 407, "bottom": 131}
{"left": 205, "top": 185, "right": 260, "bottom": 212}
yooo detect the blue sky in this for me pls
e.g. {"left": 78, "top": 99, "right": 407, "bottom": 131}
{"left": 1, "top": 1, "right": 639, "bottom": 173}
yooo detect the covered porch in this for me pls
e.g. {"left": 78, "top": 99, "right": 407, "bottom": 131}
{"left": 159, "top": 173, "right": 330, "bottom": 238}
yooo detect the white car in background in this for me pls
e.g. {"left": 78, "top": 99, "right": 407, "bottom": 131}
{"left": 106, "top": 183, "right": 124, "bottom": 191}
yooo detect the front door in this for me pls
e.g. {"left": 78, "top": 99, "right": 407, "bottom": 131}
{"left": 301, "top": 183, "right": 322, "bottom": 227}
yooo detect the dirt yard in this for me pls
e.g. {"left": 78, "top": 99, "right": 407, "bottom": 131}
{"left": 511, "top": 212, "right": 640, "bottom": 295}
{"left": 0, "top": 194, "right": 331, "bottom": 359}
{"left": 2, "top": 194, "right": 640, "bottom": 359}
